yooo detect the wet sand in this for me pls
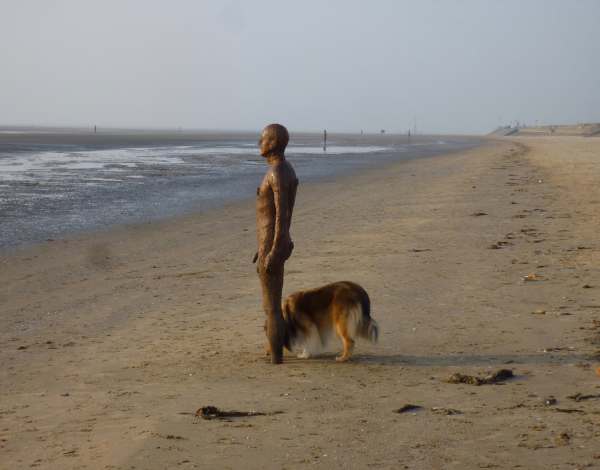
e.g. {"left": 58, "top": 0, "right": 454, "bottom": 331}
{"left": 1, "top": 136, "right": 600, "bottom": 469}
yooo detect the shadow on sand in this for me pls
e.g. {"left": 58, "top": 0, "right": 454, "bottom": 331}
{"left": 350, "top": 352, "right": 591, "bottom": 367}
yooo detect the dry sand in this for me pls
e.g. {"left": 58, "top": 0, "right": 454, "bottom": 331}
{"left": 1, "top": 136, "right": 600, "bottom": 469}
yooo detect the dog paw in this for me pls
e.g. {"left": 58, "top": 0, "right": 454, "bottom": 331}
{"left": 297, "top": 350, "right": 311, "bottom": 359}
{"left": 335, "top": 355, "right": 350, "bottom": 362}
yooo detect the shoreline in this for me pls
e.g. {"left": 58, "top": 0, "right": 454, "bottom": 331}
{"left": 2, "top": 136, "right": 600, "bottom": 468}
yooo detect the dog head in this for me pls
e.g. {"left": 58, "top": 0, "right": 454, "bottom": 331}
{"left": 282, "top": 296, "right": 293, "bottom": 320}
{"left": 281, "top": 296, "right": 298, "bottom": 350}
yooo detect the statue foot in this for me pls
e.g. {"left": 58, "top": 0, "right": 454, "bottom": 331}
{"left": 269, "top": 345, "right": 283, "bottom": 364}
{"left": 270, "top": 354, "right": 283, "bottom": 364}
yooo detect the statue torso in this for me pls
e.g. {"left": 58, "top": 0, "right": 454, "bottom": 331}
{"left": 256, "top": 160, "right": 297, "bottom": 258}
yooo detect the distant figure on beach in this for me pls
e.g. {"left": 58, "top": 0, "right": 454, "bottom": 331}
{"left": 254, "top": 124, "right": 299, "bottom": 364}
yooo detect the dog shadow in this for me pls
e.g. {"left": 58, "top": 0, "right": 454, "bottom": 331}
{"left": 350, "top": 352, "right": 591, "bottom": 367}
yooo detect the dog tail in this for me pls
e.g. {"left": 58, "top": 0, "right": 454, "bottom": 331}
{"left": 364, "top": 318, "right": 379, "bottom": 343}
{"left": 352, "top": 285, "right": 379, "bottom": 343}
{"left": 350, "top": 307, "right": 378, "bottom": 343}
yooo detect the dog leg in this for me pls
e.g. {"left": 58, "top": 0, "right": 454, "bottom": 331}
{"left": 336, "top": 339, "right": 354, "bottom": 362}
{"left": 335, "top": 323, "right": 355, "bottom": 362}
{"left": 295, "top": 324, "right": 322, "bottom": 359}
{"left": 297, "top": 349, "right": 311, "bottom": 359}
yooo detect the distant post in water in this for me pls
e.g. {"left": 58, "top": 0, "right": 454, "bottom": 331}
{"left": 94, "top": 125, "right": 97, "bottom": 134}
{"left": 323, "top": 129, "right": 327, "bottom": 152}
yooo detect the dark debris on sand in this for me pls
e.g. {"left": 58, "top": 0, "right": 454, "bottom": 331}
{"left": 195, "top": 406, "right": 283, "bottom": 421}
{"left": 394, "top": 404, "right": 423, "bottom": 414}
{"left": 445, "top": 369, "right": 515, "bottom": 386}
{"left": 567, "top": 392, "right": 600, "bottom": 402}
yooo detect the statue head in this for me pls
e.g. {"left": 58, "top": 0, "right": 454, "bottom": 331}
{"left": 259, "top": 123, "right": 289, "bottom": 158}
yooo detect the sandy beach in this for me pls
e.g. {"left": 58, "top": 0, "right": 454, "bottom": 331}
{"left": 1, "top": 136, "right": 600, "bottom": 469}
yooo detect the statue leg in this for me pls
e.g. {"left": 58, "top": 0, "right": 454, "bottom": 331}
{"left": 258, "top": 265, "right": 285, "bottom": 364}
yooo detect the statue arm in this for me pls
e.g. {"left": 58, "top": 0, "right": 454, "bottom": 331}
{"left": 265, "top": 169, "right": 290, "bottom": 268}
{"left": 287, "top": 177, "right": 298, "bottom": 229}
{"left": 284, "top": 177, "right": 298, "bottom": 256}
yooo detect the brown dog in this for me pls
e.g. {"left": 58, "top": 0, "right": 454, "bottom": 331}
{"left": 281, "top": 281, "right": 379, "bottom": 362}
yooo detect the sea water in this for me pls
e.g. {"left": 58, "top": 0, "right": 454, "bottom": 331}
{"left": 0, "top": 133, "right": 479, "bottom": 250}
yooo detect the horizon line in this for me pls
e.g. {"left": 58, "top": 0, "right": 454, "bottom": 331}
{"left": 0, "top": 123, "right": 483, "bottom": 137}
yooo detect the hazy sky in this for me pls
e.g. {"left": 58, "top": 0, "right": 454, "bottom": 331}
{"left": 1, "top": 0, "right": 599, "bottom": 134}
